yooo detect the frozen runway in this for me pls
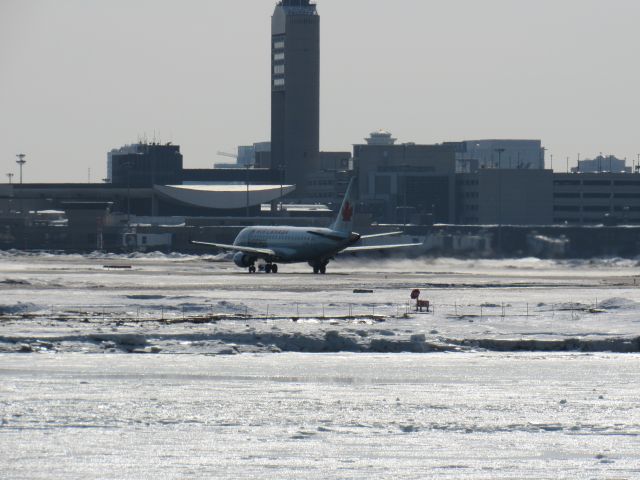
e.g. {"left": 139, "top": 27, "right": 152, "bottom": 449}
{"left": 1, "top": 353, "right": 639, "bottom": 479}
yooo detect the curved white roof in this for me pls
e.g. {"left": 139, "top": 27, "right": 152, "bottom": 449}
{"left": 154, "top": 184, "right": 296, "bottom": 210}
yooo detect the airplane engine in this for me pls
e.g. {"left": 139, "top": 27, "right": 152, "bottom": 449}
{"left": 233, "top": 252, "right": 254, "bottom": 268}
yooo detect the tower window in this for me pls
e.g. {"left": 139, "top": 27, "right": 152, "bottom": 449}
{"left": 274, "top": 41, "right": 285, "bottom": 50}
{"left": 274, "top": 52, "right": 285, "bottom": 61}
{"left": 274, "top": 78, "right": 285, "bottom": 87}
{"left": 274, "top": 65, "right": 285, "bottom": 75}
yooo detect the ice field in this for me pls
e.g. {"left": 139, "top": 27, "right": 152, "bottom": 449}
{"left": 1, "top": 353, "right": 639, "bottom": 479}
{"left": 1, "top": 252, "right": 640, "bottom": 478}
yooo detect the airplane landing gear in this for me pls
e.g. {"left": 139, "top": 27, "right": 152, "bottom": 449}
{"left": 265, "top": 263, "right": 279, "bottom": 274}
{"left": 248, "top": 265, "right": 256, "bottom": 274}
{"left": 311, "top": 261, "right": 328, "bottom": 274}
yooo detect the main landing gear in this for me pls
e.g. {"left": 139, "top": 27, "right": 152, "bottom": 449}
{"left": 265, "top": 263, "right": 279, "bottom": 274}
{"left": 248, "top": 263, "right": 279, "bottom": 274}
{"left": 310, "top": 261, "right": 328, "bottom": 275}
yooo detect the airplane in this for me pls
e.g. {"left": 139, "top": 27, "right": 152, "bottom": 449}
{"left": 191, "top": 178, "right": 422, "bottom": 274}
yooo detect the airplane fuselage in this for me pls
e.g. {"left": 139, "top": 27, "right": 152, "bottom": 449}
{"left": 234, "top": 226, "right": 359, "bottom": 264}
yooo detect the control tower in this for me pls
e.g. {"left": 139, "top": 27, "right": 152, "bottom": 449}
{"left": 271, "top": 0, "right": 320, "bottom": 195}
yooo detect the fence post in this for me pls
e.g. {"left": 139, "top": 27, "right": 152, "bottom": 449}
{"left": 480, "top": 305, "right": 483, "bottom": 320}
{"left": 455, "top": 301, "right": 457, "bottom": 316}
{"left": 526, "top": 303, "right": 529, "bottom": 317}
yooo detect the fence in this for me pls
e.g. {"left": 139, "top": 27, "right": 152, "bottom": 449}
{"left": 13, "top": 299, "right": 607, "bottom": 323}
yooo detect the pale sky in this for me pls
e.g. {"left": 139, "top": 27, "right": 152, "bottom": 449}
{"left": 1, "top": 0, "right": 639, "bottom": 183}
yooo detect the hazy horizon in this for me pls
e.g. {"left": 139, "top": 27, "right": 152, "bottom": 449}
{"left": 2, "top": 0, "right": 639, "bottom": 183}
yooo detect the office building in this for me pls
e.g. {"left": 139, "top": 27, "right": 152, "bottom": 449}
{"left": 108, "top": 143, "right": 183, "bottom": 187}
{"left": 271, "top": 0, "right": 320, "bottom": 194}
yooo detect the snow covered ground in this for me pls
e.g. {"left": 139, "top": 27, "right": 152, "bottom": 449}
{"left": 1, "top": 251, "right": 639, "bottom": 353}
{"left": 1, "top": 353, "right": 639, "bottom": 479}
{"left": 2, "top": 253, "right": 640, "bottom": 478}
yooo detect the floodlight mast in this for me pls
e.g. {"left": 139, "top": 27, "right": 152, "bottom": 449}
{"left": 16, "top": 154, "right": 26, "bottom": 184}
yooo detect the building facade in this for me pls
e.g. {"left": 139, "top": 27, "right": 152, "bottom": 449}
{"left": 271, "top": 0, "right": 321, "bottom": 194}
{"left": 552, "top": 173, "right": 640, "bottom": 224}
{"left": 108, "top": 143, "right": 183, "bottom": 187}
{"left": 456, "top": 170, "right": 554, "bottom": 225}
{"left": 354, "top": 133, "right": 457, "bottom": 224}
{"left": 456, "top": 170, "right": 640, "bottom": 226}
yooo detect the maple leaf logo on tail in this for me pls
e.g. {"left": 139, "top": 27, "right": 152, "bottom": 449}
{"left": 342, "top": 201, "right": 353, "bottom": 222}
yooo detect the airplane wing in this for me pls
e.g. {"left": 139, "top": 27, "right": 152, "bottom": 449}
{"left": 359, "top": 231, "right": 403, "bottom": 240}
{"left": 191, "top": 240, "right": 276, "bottom": 257}
{"left": 340, "top": 242, "right": 423, "bottom": 254}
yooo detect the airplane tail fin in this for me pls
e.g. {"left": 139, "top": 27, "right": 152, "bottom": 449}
{"left": 331, "top": 177, "right": 356, "bottom": 233}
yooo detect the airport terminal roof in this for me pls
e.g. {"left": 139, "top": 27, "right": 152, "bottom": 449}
{"left": 154, "top": 184, "right": 295, "bottom": 210}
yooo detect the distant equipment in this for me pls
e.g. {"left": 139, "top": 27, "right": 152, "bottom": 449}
{"left": 411, "top": 289, "right": 430, "bottom": 312}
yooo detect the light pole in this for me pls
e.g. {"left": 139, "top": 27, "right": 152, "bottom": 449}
{"left": 495, "top": 148, "right": 505, "bottom": 169}
{"left": 16, "top": 154, "right": 26, "bottom": 184}
{"left": 6, "top": 173, "right": 14, "bottom": 184}
{"left": 599, "top": 152, "right": 603, "bottom": 173}
{"left": 123, "top": 162, "right": 132, "bottom": 227}
{"left": 245, "top": 163, "right": 251, "bottom": 218}
{"left": 279, "top": 164, "right": 284, "bottom": 215}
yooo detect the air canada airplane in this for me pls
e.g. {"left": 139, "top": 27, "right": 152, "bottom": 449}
{"left": 192, "top": 178, "right": 421, "bottom": 274}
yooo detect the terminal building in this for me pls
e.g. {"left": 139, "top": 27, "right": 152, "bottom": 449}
{"left": 1, "top": 142, "right": 291, "bottom": 220}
